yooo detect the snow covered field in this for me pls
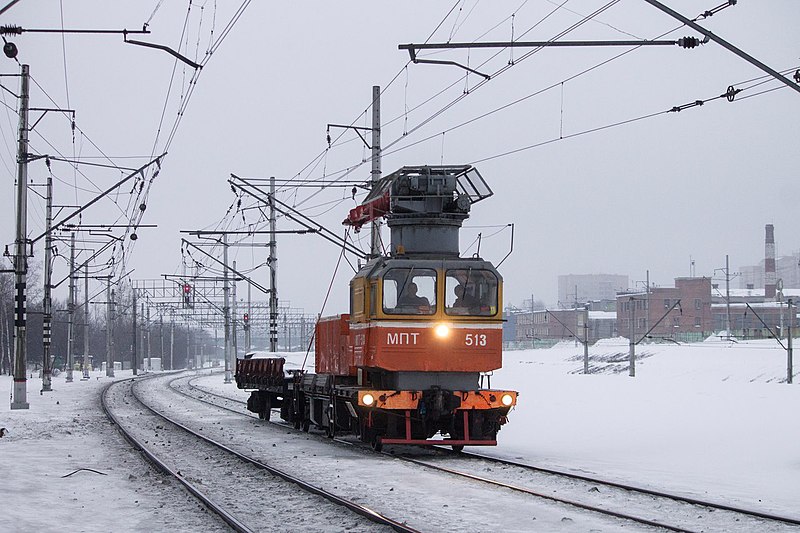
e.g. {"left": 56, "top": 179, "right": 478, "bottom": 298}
{"left": 2, "top": 338, "right": 799, "bottom": 531}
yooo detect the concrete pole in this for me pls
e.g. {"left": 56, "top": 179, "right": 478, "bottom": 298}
{"left": 82, "top": 265, "right": 89, "bottom": 379}
{"left": 186, "top": 322, "right": 191, "bottom": 369}
{"left": 169, "top": 310, "right": 174, "bottom": 370}
{"left": 725, "top": 255, "right": 732, "bottom": 341}
{"left": 245, "top": 282, "right": 251, "bottom": 353}
{"left": 105, "top": 278, "right": 114, "bottom": 377}
{"left": 41, "top": 172, "right": 54, "bottom": 391}
{"left": 132, "top": 289, "right": 137, "bottom": 375}
{"left": 788, "top": 299, "right": 793, "bottom": 384}
{"left": 629, "top": 297, "right": 636, "bottom": 377}
{"left": 146, "top": 305, "right": 151, "bottom": 372}
{"left": 583, "top": 305, "right": 589, "bottom": 374}
{"left": 11, "top": 64, "right": 30, "bottom": 410}
{"left": 65, "top": 232, "right": 76, "bottom": 382}
{"left": 232, "top": 260, "right": 238, "bottom": 364}
{"left": 370, "top": 85, "right": 382, "bottom": 258}
{"left": 269, "top": 176, "right": 278, "bottom": 353}
{"left": 223, "top": 233, "right": 231, "bottom": 382}
{"left": 159, "top": 312, "right": 164, "bottom": 368}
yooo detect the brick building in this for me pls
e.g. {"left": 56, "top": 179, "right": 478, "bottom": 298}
{"left": 616, "top": 277, "right": 713, "bottom": 342}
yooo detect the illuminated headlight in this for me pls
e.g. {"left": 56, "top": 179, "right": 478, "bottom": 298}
{"left": 434, "top": 324, "right": 450, "bottom": 338}
{"left": 362, "top": 393, "right": 375, "bottom": 406}
{"left": 501, "top": 393, "right": 514, "bottom": 407}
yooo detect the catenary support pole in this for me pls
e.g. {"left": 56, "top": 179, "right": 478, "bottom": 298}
{"left": 105, "top": 278, "right": 114, "bottom": 377}
{"left": 370, "top": 85, "right": 381, "bottom": 258}
{"left": 788, "top": 299, "right": 793, "bottom": 384}
{"left": 132, "top": 288, "right": 137, "bottom": 375}
{"left": 65, "top": 232, "right": 76, "bottom": 382}
{"left": 169, "top": 310, "right": 174, "bottom": 370}
{"left": 583, "top": 304, "right": 589, "bottom": 374}
{"left": 232, "top": 260, "right": 238, "bottom": 363}
{"left": 726, "top": 254, "right": 732, "bottom": 341}
{"left": 11, "top": 64, "right": 30, "bottom": 410}
{"left": 245, "top": 283, "right": 251, "bottom": 354}
{"left": 146, "top": 305, "right": 151, "bottom": 372}
{"left": 41, "top": 171, "right": 53, "bottom": 391}
{"left": 629, "top": 297, "right": 636, "bottom": 377}
{"left": 82, "top": 265, "right": 89, "bottom": 379}
{"left": 269, "top": 176, "right": 278, "bottom": 352}
{"left": 223, "top": 233, "right": 231, "bottom": 382}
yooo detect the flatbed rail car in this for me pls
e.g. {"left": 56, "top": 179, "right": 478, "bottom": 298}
{"left": 237, "top": 165, "right": 518, "bottom": 451}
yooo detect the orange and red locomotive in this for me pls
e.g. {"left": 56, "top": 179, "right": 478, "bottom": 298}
{"left": 237, "top": 165, "right": 517, "bottom": 451}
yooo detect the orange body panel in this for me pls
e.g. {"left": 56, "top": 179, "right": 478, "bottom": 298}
{"left": 354, "top": 324, "right": 502, "bottom": 372}
{"left": 315, "top": 315, "right": 357, "bottom": 376}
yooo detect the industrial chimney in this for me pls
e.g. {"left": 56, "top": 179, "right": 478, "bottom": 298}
{"left": 765, "top": 224, "right": 776, "bottom": 299}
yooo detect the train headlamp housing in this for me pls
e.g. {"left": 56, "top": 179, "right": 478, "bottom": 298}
{"left": 434, "top": 323, "right": 450, "bottom": 338}
{"left": 501, "top": 393, "right": 514, "bottom": 407}
{"left": 362, "top": 393, "right": 375, "bottom": 407}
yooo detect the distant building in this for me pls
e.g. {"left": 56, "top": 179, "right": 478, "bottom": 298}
{"left": 513, "top": 307, "right": 616, "bottom": 344}
{"left": 616, "top": 277, "right": 712, "bottom": 342}
{"left": 710, "top": 286, "right": 800, "bottom": 338}
{"left": 558, "top": 274, "right": 628, "bottom": 308}
{"left": 738, "top": 254, "right": 800, "bottom": 290}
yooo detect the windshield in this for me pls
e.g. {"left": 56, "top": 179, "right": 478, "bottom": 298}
{"left": 383, "top": 268, "right": 437, "bottom": 315}
{"left": 445, "top": 269, "right": 498, "bottom": 316}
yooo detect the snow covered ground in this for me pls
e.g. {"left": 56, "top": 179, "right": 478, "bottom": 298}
{"left": 2, "top": 338, "right": 799, "bottom": 531}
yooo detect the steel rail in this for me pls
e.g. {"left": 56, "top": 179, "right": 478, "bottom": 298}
{"left": 101, "top": 378, "right": 254, "bottom": 533}
{"left": 177, "top": 374, "right": 800, "bottom": 531}
{"left": 176, "top": 376, "right": 690, "bottom": 530}
{"left": 150, "top": 373, "right": 418, "bottom": 533}
{"left": 458, "top": 450, "right": 800, "bottom": 527}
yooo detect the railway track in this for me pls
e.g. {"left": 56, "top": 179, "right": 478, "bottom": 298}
{"left": 102, "top": 374, "right": 410, "bottom": 532}
{"left": 175, "top": 371, "right": 800, "bottom": 533}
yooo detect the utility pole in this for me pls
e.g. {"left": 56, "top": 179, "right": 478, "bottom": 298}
{"left": 187, "top": 322, "right": 191, "bottom": 369}
{"left": 132, "top": 288, "right": 137, "bottom": 375}
{"left": 82, "top": 265, "right": 89, "bottom": 379}
{"left": 223, "top": 233, "right": 232, "bottom": 382}
{"left": 11, "top": 64, "right": 30, "bottom": 410}
{"left": 370, "top": 85, "right": 382, "bottom": 258}
{"left": 268, "top": 176, "right": 278, "bottom": 353}
{"left": 629, "top": 296, "right": 636, "bottom": 377}
{"left": 41, "top": 170, "right": 54, "bottom": 391}
{"left": 232, "top": 260, "right": 238, "bottom": 362}
{"left": 645, "top": 270, "right": 651, "bottom": 333}
{"left": 65, "top": 232, "right": 76, "bottom": 382}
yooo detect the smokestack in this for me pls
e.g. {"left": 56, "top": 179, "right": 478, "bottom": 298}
{"left": 765, "top": 224, "right": 776, "bottom": 299}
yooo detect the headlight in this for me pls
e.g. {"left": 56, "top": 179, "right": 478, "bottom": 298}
{"left": 501, "top": 393, "right": 514, "bottom": 407}
{"left": 434, "top": 324, "right": 450, "bottom": 338}
{"left": 362, "top": 393, "right": 375, "bottom": 406}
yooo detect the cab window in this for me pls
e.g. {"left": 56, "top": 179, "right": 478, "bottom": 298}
{"left": 383, "top": 268, "right": 437, "bottom": 315}
{"left": 445, "top": 269, "right": 498, "bottom": 316}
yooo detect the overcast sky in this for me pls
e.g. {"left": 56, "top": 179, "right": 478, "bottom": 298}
{"left": 1, "top": 1, "right": 798, "bottom": 316}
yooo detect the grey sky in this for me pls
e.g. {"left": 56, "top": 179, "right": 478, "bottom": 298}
{"left": 1, "top": 1, "right": 798, "bottom": 315}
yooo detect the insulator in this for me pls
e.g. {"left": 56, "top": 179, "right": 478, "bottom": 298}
{"left": 0, "top": 25, "right": 23, "bottom": 35}
{"left": 139, "top": 203, "right": 146, "bottom": 212}
{"left": 678, "top": 37, "right": 700, "bottom": 49}
{"left": 794, "top": 70, "right": 800, "bottom": 83}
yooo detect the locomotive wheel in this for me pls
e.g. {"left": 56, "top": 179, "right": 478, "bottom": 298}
{"left": 451, "top": 444, "right": 464, "bottom": 453}
{"left": 301, "top": 419, "right": 310, "bottom": 432}
{"left": 258, "top": 408, "right": 271, "bottom": 421}
{"left": 371, "top": 435, "right": 383, "bottom": 453}
{"left": 326, "top": 423, "right": 335, "bottom": 439}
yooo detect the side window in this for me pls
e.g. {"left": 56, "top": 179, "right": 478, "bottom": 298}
{"left": 369, "top": 282, "right": 377, "bottom": 317}
{"left": 383, "top": 268, "right": 436, "bottom": 315}
{"left": 445, "top": 269, "right": 498, "bottom": 316}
